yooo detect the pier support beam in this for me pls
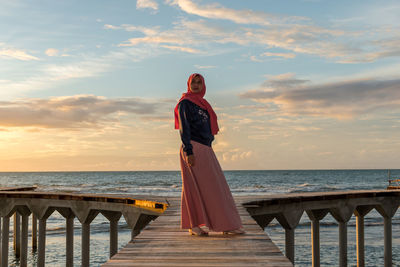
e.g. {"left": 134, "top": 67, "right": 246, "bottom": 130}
{"left": 36, "top": 208, "right": 54, "bottom": 267}
{"left": 57, "top": 208, "right": 76, "bottom": 267}
{"left": 285, "top": 228, "right": 295, "bottom": 263}
{"left": 82, "top": 222, "right": 90, "bottom": 267}
{"left": 275, "top": 208, "right": 303, "bottom": 265}
{"left": 80, "top": 210, "right": 99, "bottom": 267}
{"left": 383, "top": 216, "right": 392, "bottom": 267}
{"left": 38, "top": 218, "right": 47, "bottom": 267}
{"left": 354, "top": 206, "right": 373, "bottom": 267}
{"left": 330, "top": 203, "right": 355, "bottom": 267}
{"left": 66, "top": 217, "right": 74, "bottom": 266}
{"left": 32, "top": 214, "right": 37, "bottom": 251}
{"left": 338, "top": 222, "right": 347, "bottom": 267}
{"left": 2, "top": 216, "right": 10, "bottom": 267}
{"left": 311, "top": 219, "right": 320, "bottom": 267}
{"left": 0, "top": 217, "right": 2, "bottom": 260}
{"left": 306, "top": 209, "right": 329, "bottom": 267}
{"left": 102, "top": 211, "right": 122, "bottom": 258}
{"left": 375, "top": 200, "right": 398, "bottom": 267}
{"left": 20, "top": 214, "right": 29, "bottom": 267}
{"left": 356, "top": 215, "right": 365, "bottom": 267}
{"left": 13, "top": 212, "right": 20, "bottom": 258}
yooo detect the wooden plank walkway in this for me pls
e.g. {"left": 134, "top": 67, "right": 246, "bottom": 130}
{"left": 102, "top": 196, "right": 293, "bottom": 267}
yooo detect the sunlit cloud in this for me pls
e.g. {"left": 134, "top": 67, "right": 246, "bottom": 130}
{"left": 108, "top": 1, "right": 400, "bottom": 63}
{"left": 262, "top": 52, "right": 296, "bottom": 59}
{"left": 161, "top": 45, "right": 202, "bottom": 54}
{"left": 166, "top": 0, "right": 307, "bottom": 25}
{"left": 45, "top": 48, "right": 59, "bottom": 57}
{"left": 240, "top": 74, "right": 400, "bottom": 119}
{"left": 0, "top": 44, "right": 39, "bottom": 61}
{"left": 136, "top": 0, "right": 159, "bottom": 11}
{"left": 222, "top": 148, "right": 253, "bottom": 162}
{"left": 0, "top": 95, "right": 169, "bottom": 128}
{"left": 111, "top": 18, "right": 355, "bottom": 62}
{"left": 104, "top": 24, "right": 159, "bottom": 35}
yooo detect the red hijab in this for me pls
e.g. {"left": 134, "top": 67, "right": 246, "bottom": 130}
{"left": 174, "top": 73, "right": 219, "bottom": 135}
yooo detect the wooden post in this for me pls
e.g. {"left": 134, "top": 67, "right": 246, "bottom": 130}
{"left": 82, "top": 222, "right": 90, "bottom": 267}
{"left": 356, "top": 215, "right": 365, "bottom": 267}
{"left": 2, "top": 216, "right": 10, "bottom": 267}
{"left": 66, "top": 217, "right": 74, "bottom": 267}
{"left": 38, "top": 218, "right": 47, "bottom": 267}
{"left": 13, "top": 212, "right": 21, "bottom": 258}
{"left": 20, "top": 215, "right": 29, "bottom": 267}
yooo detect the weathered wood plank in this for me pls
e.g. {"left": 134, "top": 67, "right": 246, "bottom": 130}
{"left": 102, "top": 196, "right": 293, "bottom": 267}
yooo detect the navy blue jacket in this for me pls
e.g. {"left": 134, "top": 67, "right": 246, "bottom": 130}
{"left": 178, "top": 99, "right": 214, "bottom": 155}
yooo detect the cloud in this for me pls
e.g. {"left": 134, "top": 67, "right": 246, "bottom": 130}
{"left": 338, "top": 37, "right": 400, "bottom": 63}
{"left": 160, "top": 45, "right": 202, "bottom": 54}
{"left": 262, "top": 52, "right": 296, "bottom": 59}
{"left": 222, "top": 148, "right": 253, "bottom": 162}
{"left": 136, "top": 1, "right": 400, "bottom": 62}
{"left": 45, "top": 48, "right": 59, "bottom": 57}
{"left": 111, "top": 18, "right": 355, "bottom": 62}
{"left": 103, "top": 2, "right": 400, "bottom": 63}
{"left": 194, "top": 64, "right": 216, "bottom": 69}
{"left": 0, "top": 46, "right": 162, "bottom": 98}
{"left": 104, "top": 24, "right": 159, "bottom": 36}
{"left": 136, "top": 0, "right": 158, "bottom": 11}
{"left": 0, "top": 95, "right": 166, "bottom": 128}
{"left": 167, "top": 0, "right": 272, "bottom": 25}
{"left": 166, "top": 0, "right": 307, "bottom": 25}
{"left": 0, "top": 44, "right": 39, "bottom": 61}
{"left": 240, "top": 74, "right": 400, "bottom": 119}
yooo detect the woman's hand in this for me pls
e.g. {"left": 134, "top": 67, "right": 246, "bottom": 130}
{"left": 186, "top": 154, "right": 195, "bottom": 167}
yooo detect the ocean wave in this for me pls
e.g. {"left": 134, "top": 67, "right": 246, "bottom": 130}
{"left": 298, "top": 183, "right": 313, "bottom": 187}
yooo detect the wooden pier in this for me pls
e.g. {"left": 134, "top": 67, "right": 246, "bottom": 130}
{"left": 102, "top": 196, "right": 293, "bottom": 267}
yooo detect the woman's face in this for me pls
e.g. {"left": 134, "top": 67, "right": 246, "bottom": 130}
{"left": 190, "top": 76, "right": 203, "bottom": 93}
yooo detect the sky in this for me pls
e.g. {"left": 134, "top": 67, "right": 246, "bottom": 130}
{"left": 0, "top": 0, "right": 400, "bottom": 171}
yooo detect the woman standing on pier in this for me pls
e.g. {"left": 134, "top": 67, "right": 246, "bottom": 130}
{"left": 174, "top": 73, "right": 244, "bottom": 236}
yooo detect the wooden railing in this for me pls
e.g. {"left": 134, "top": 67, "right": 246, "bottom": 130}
{"left": 0, "top": 191, "right": 167, "bottom": 267}
{"left": 243, "top": 190, "right": 400, "bottom": 267}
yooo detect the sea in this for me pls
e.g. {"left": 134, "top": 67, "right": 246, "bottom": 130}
{"left": 1, "top": 169, "right": 400, "bottom": 266}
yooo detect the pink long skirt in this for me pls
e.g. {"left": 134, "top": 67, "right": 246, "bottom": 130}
{"left": 180, "top": 141, "right": 243, "bottom": 231}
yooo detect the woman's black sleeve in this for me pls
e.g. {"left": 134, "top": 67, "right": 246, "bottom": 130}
{"left": 178, "top": 100, "right": 193, "bottom": 156}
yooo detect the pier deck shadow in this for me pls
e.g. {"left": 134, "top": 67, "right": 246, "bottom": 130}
{"left": 102, "top": 196, "right": 293, "bottom": 267}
